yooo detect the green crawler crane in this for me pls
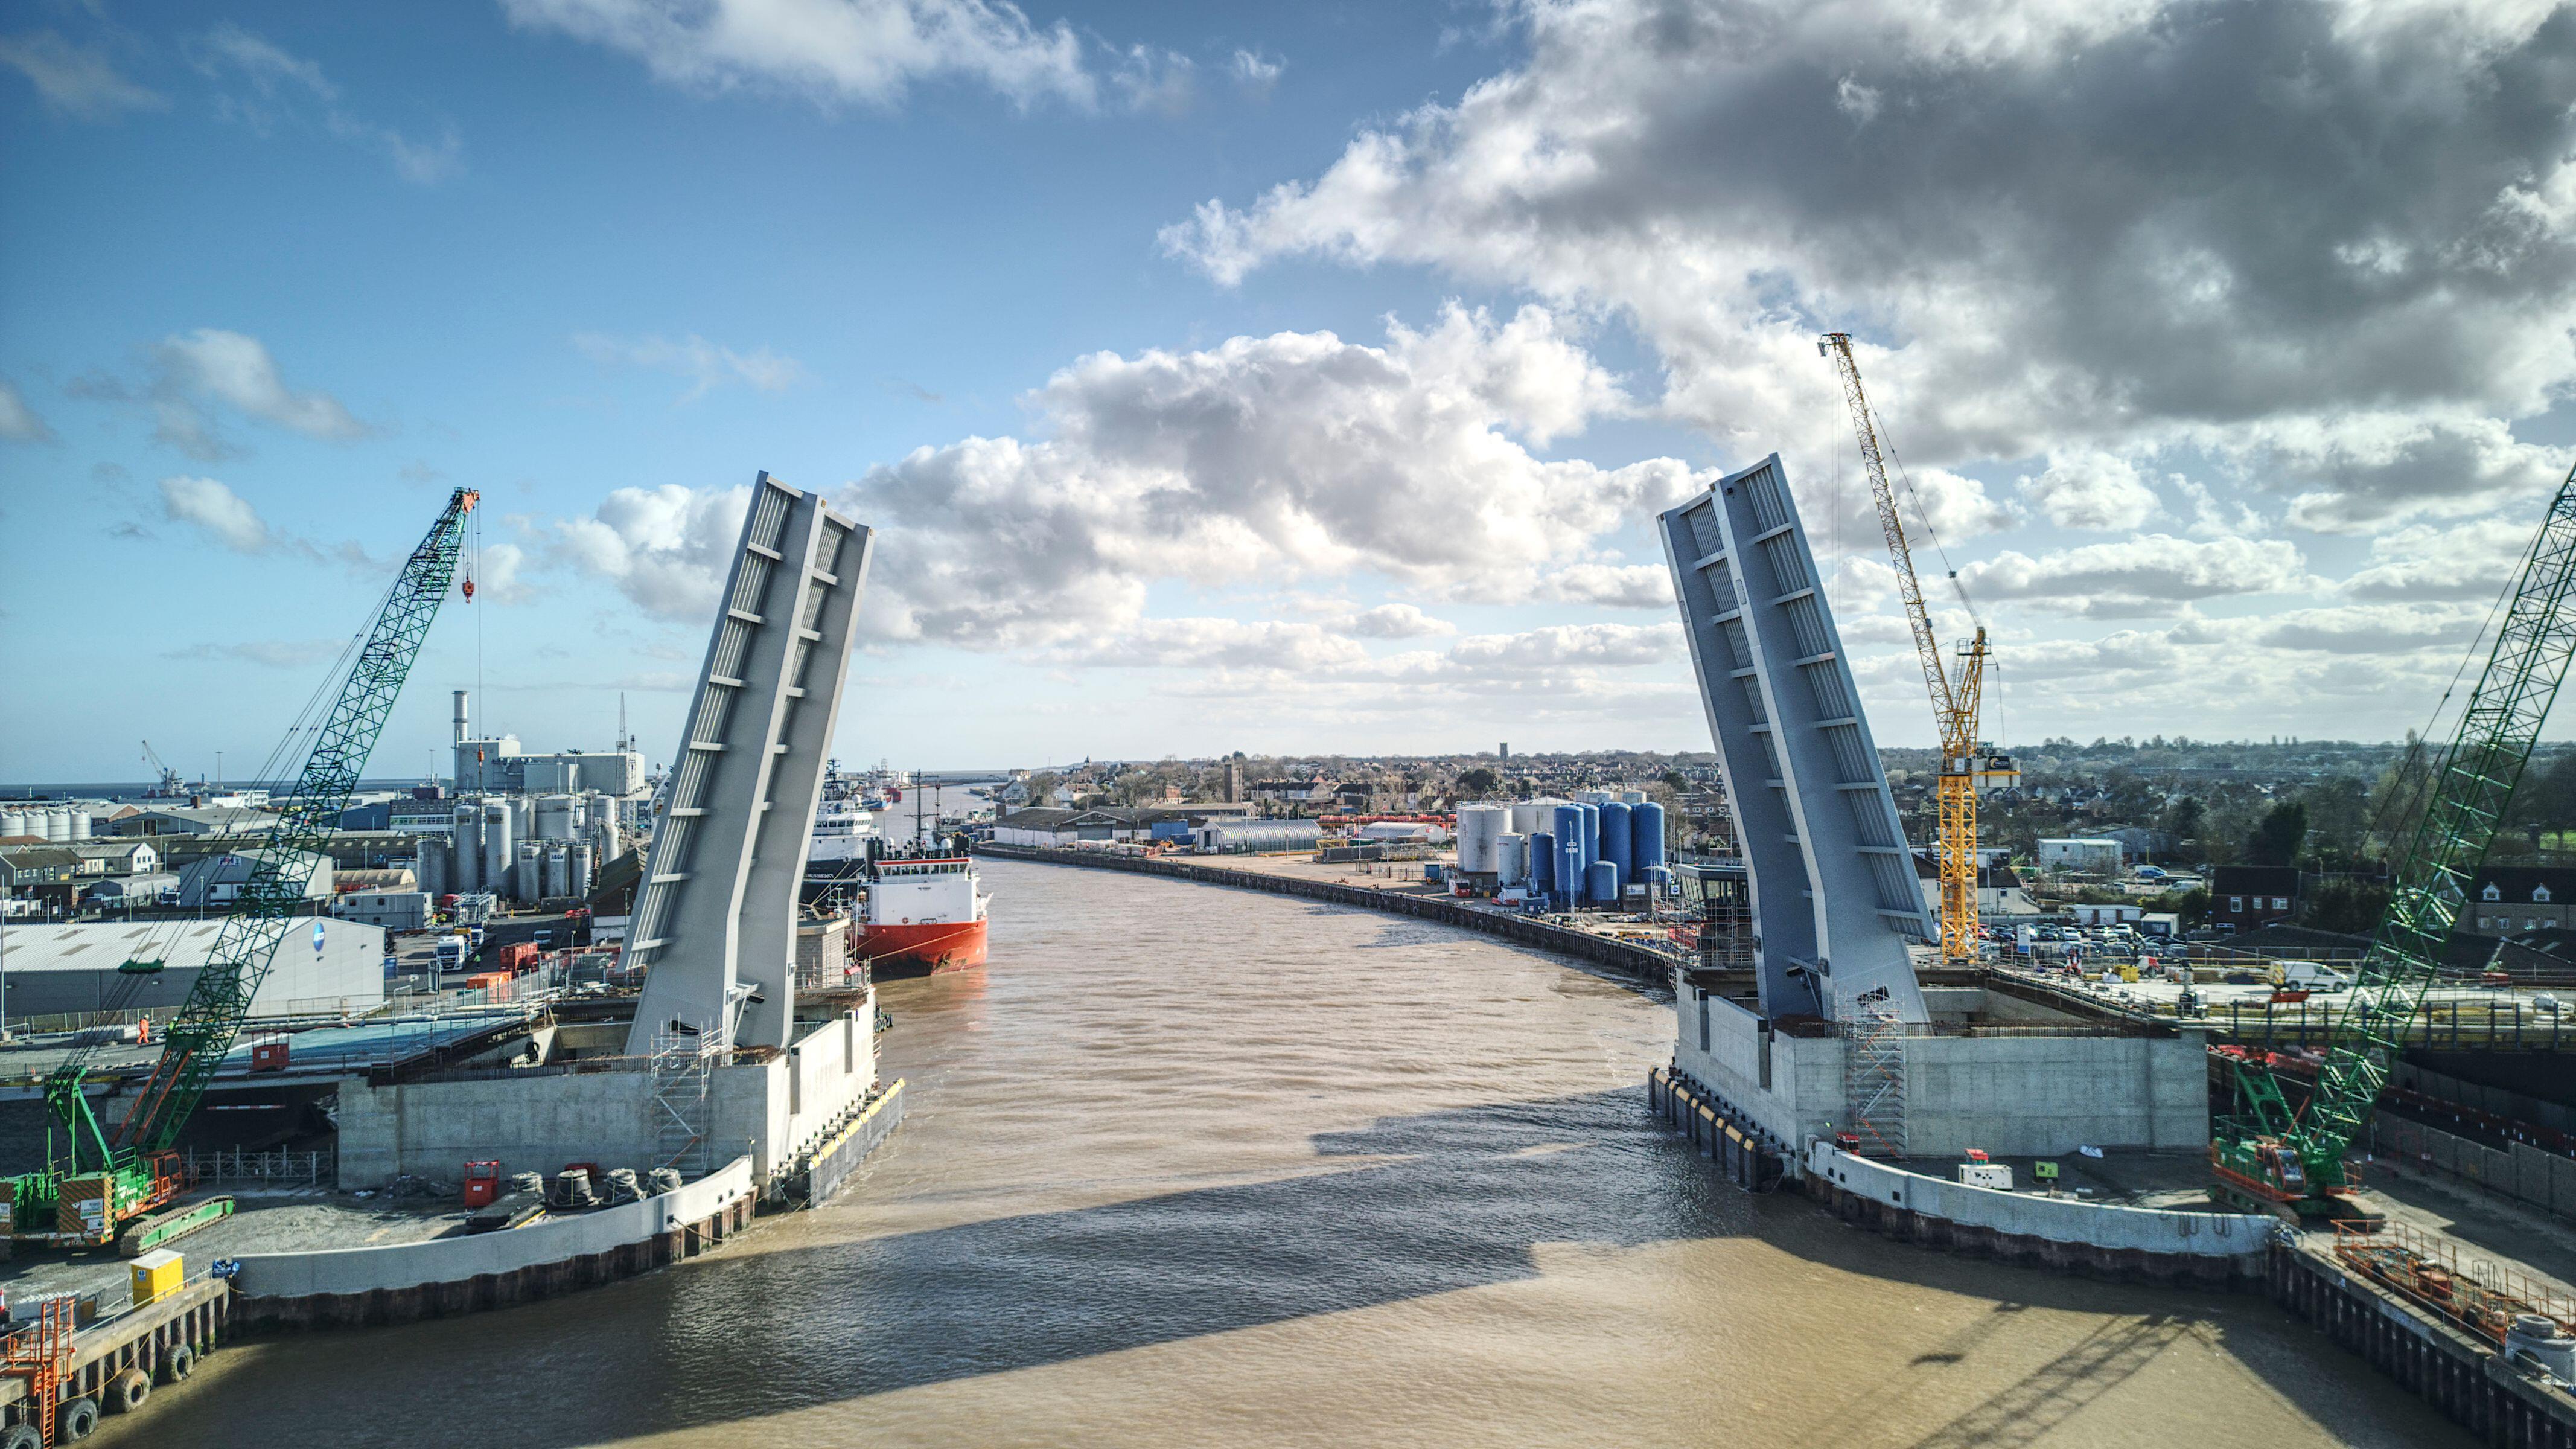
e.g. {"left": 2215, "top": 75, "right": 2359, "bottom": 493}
{"left": 2212, "top": 469, "right": 2576, "bottom": 1218}
{"left": 3, "top": 488, "right": 477, "bottom": 1253}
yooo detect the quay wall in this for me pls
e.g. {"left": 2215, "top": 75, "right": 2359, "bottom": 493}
{"left": 228, "top": 1155, "right": 757, "bottom": 1331}
{"left": 2267, "top": 1235, "right": 2576, "bottom": 1446}
{"left": 976, "top": 845, "right": 1675, "bottom": 983}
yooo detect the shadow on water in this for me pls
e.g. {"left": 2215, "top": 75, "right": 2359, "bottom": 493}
{"left": 117, "top": 1086, "right": 2462, "bottom": 1449}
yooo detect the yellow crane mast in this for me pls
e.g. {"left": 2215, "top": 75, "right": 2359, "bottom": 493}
{"left": 1820, "top": 332, "right": 1991, "bottom": 967}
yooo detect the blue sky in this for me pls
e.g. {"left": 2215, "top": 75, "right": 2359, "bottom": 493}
{"left": 9, "top": 1, "right": 2576, "bottom": 782}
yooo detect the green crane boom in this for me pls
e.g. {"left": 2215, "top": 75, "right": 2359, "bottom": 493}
{"left": 9, "top": 487, "right": 476, "bottom": 1249}
{"left": 2213, "top": 469, "right": 2576, "bottom": 1215}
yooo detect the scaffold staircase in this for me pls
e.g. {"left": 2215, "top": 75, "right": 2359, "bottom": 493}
{"left": 1, "top": 1297, "right": 73, "bottom": 1445}
{"left": 649, "top": 1026, "right": 715, "bottom": 1179}
{"left": 1842, "top": 992, "right": 1909, "bottom": 1158}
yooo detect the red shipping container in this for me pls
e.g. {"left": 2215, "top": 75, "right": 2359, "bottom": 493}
{"left": 462, "top": 1160, "right": 500, "bottom": 1208}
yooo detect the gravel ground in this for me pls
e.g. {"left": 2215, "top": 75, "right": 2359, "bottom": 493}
{"left": 0, "top": 1189, "right": 470, "bottom": 1312}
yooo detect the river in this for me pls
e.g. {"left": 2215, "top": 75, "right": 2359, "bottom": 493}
{"left": 104, "top": 859, "right": 2461, "bottom": 1447}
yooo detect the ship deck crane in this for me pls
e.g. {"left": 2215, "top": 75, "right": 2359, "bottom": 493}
{"left": 2214, "top": 468, "right": 2576, "bottom": 1217}
{"left": 1820, "top": 333, "right": 1994, "bottom": 967}
{"left": 7, "top": 487, "right": 478, "bottom": 1253}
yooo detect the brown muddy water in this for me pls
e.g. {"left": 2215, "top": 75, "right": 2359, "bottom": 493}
{"left": 101, "top": 860, "right": 2461, "bottom": 1447}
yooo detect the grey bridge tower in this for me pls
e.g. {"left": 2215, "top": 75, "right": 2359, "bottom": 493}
{"left": 1658, "top": 455, "right": 1931, "bottom": 1022}
{"left": 625, "top": 473, "right": 873, "bottom": 1055}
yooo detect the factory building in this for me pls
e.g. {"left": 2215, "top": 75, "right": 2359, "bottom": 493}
{"left": 412, "top": 790, "right": 617, "bottom": 907}
{"left": 174, "top": 848, "right": 334, "bottom": 908}
{"left": 449, "top": 690, "right": 648, "bottom": 798}
{"left": 0, "top": 918, "right": 387, "bottom": 1019}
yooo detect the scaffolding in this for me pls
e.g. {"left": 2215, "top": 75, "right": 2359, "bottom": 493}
{"left": 1, "top": 1297, "right": 73, "bottom": 1445}
{"left": 648, "top": 1026, "right": 715, "bottom": 1178}
{"left": 1842, "top": 991, "right": 1910, "bottom": 1157}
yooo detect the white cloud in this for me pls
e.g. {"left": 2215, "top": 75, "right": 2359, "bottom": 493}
{"left": 2338, "top": 520, "right": 2534, "bottom": 603}
{"left": 1164, "top": 0, "right": 2576, "bottom": 544}
{"left": 501, "top": 0, "right": 1094, "bottom": 110}
{"left": 0, "top": 31, "right": 164, "bottom": 120}
{"left": 159, "top": 476, "right": 270, "bottom": 553}
{"left": 1540, "top": 561, "right": 1671, "bottom": 609}
{"left": 476, "top": 542, "right": 535, "bottom": 605}
{"left": 194, "top": 25, "right": 463, "bottom": 184}
{"left": 1050, "top": 617, "right": 1367, "bottom": 670}
{"left": 1109, "top": 45, "right": 1193, "bottom": 115}
{"left": 1960, "top": 534, "right": 2313, "bottom": 618}
{"left": 575, "top": 333, "right": 806, "bottom": 400}
{"left": 550, "top": 482, "right": 756, "bottom": 619}
{"left": 0, "top": 381, "right": 54, "bottom": 444}
{"left": 1231, "top": 48, "right": 1282, "bottom": 94}
{"left": 1327, "top": 603, "right": 1456, "bottom": 639}
{"left": 826, "top": 304, "right": 1695, "bottom": 648}
{"left": 2018, "top": 452, "right": 2158, "bottom": 531}
{"left": 111, "top": 330, "right": 369, "bottom": 459}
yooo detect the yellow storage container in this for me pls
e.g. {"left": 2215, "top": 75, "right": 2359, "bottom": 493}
{"left": 129, "top": 1249, "right": 182, "bottom": 1308}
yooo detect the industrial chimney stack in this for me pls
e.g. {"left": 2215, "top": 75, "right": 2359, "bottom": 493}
{"left": 453, "top": 689, "right": 470, "bottom": 747}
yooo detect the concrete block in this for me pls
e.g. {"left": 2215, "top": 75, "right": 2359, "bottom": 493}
{"left": 2516, "top": 1144, "right": 2554, "bottom": 1211}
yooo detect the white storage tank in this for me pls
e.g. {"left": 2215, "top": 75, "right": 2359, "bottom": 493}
{"left": 535, "top": 794, "right": 576, "bottom": 841}
{"left": 1, "top": 811, "right": 25, "bottom": 839}
{"left": 41, "top": 810, "right": 68, "bottom": 842}
{"left": 570, "top": 842, "right": 595, "bottom": 902}
{"left": 483, "top": 802, "right": 515, "bottom": 898}
{"left": 1497, "top": 832, "right": 1526, "bottom": 887}
{"left": 452, "top": 804, "right": 483, "bottom": 894}
{"left": 1455, "top": 805, "right": 1507, "bottom": 874}
{"left": 417, "top": 839, "right": 449, "bottom": 899}
{"left": 542, "top": 843, "right": 570, "bottom": 900}
{"left": 68, "top": 811, "right": 92, "bottom": 840}
{"left": 514, "top": 843, "right": 543, "bottom": 903}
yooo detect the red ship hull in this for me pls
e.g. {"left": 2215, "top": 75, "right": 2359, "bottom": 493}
{"left": 855, "top": 918, "right": 988, "bottom": 978}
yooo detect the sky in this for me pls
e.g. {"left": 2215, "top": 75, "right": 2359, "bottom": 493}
{"left": 8, "top": 0, "right": 2576, "bottom": 782}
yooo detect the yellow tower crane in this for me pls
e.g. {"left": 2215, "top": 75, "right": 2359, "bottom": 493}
{"left": 1820, "top": 333, "right": 1994, "bottom": 967}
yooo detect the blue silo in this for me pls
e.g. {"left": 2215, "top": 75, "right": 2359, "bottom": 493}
{"left": 1578, "top": 803, "right": 1601, "bottom": 871}
{"left": 1600, "top": 800, "right": 1633, "bottom": 881}
{"left": 1551, "top": 804, "right": 1585, "bottom": 870}
{"left": 1631, "top": 801, "right": 1667, "bottom": 878}
{"left": 1528, "top": 830, "right": 1557, "bottom": 895}
{"left": 1587, "top": 859, "right": 1621, "bottom": 905}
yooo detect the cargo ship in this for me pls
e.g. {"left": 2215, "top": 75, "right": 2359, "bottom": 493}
{"left": 856, "top": 851, "right": 988, "bottom": 977}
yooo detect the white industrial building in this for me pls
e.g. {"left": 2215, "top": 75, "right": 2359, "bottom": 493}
{"left": 450, "top": 690, "right": 648, "bottom": 797}
{"left": 2036, "top": 837, "right": 2126, "bottom": 875}
{"left": 174, "top": 848, "right": 334, "bottom": 907}
{"left": 332, "top": 889, "right": 433, "bottom": 932}
{"left": 1196, "top": 817, "right": 1322, "bottom": 853}
{"left": 0, "top": 918, "right": 387, "bottom": 1019}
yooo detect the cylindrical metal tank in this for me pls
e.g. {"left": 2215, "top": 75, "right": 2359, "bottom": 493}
{"left": 515, "top": 843, "right": 543, "bottom": 903}
{"left": 452, "top": 804, "right": 482, "bottom": 894}
{"left": 1588, "top": 859, "right": 1622, "bottom": 905}
{"left": 543, "top": 843, "right": 570, "bottom": 900}
{"left": 1600, "top": 800, "right": 1633, "bottom": 880}
{"left": 1558, "top": 838, "right": 1585, "bottom": 904}
{"left": 512, "top": 796, "right": 534, "bottom": 840}
{"left": 1631, "top": 801, "right": 1667, "bottom": 879}
{"left": 1550, "top": 805, "right": 1584, "bottom": 875}
{"left": 536, "top": 795, "right": 576, "bottom": 841}
{"left": 1, "top": 811, "right": 25, "bottom": 839}
{"left": 1455, "top": 805, "right": 1506, "bottom": 874}
{"left": 1496, "top": 832, "right": 1525, "bottom": 888}
{"left": 1578, "top": 803, "right": 1601, "bottom": 871}
{"left": 483, "top": 802, "right": 515, "bottom": 898}
{"left": 41, "top": 810, "right": 68, "bottom": 842}
{"left": 68, "top": 811, "right": 91, "bottom": 840}
{"left": 1622, "top": 790, "right": 1646, "bottom": 805}
{"left": 1527, "top": 830, "right": 1556, "bottom": 894}
{"left": 1506, "top": 801, "right": 1550, "bottom": 835}
{"left": 417, "top": 839, "right": 448, "bottom": 898}
{"left": 570, "top": 842, "right": 595, "bottom": 902}
{"left": 1580, "top": 789, "right": 1613, "bottom": 805}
